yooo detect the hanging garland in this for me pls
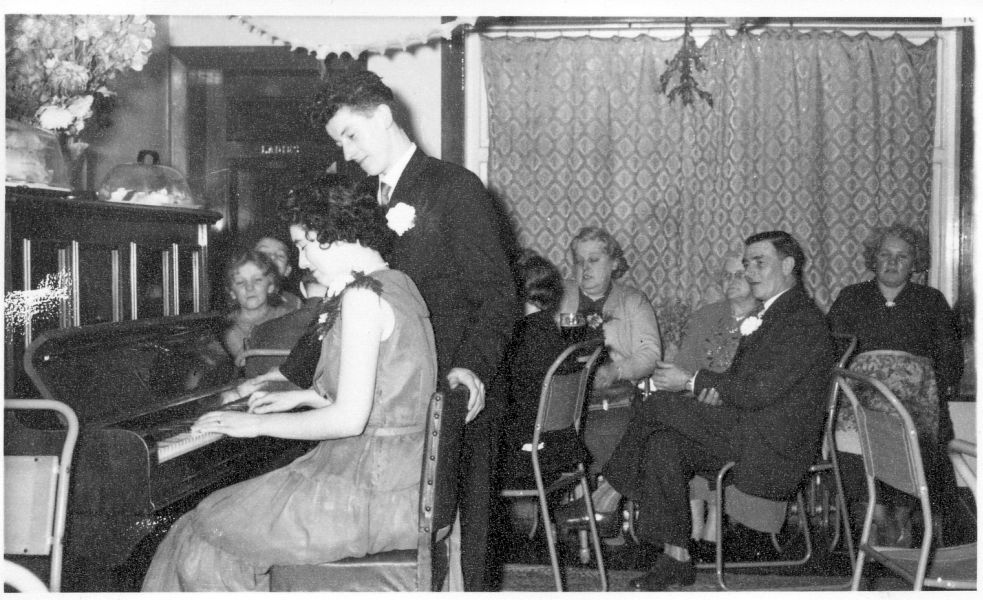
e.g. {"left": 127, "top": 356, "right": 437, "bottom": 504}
{"left": 228, "top": 15, "right": 477, "bottom": 59}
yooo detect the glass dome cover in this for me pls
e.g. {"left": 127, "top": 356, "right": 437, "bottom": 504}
{"left": 97, "top": 150, "right": 200, "bottom": 207}
{"left": 5, "top": 118, "right": 71, "bottom": 189}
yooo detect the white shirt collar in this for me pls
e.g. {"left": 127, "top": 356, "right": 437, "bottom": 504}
{"left": 760, "top": 286, "right": 792, "bottom": 315}
{"left": 379, "top": 143, "right": 417, "bottom": 195}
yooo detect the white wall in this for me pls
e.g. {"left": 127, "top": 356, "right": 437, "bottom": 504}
{"left": 368, "top": 47, "right": 442, "bottom": 158}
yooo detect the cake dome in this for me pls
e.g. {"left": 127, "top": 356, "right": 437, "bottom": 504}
{"left": 97, "top": 150, "right": 199, "bottom": 207}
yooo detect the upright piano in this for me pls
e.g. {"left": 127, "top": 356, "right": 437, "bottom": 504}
{"left": 4, "top": 312, "right": 312, "bottom": 591}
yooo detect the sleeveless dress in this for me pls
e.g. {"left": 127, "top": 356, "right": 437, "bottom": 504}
{"left": 142, "top": 269, "right": 437, "bottom": 591}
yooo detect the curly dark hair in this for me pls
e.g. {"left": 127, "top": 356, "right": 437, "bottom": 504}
{"left": 569, "top": 226, "right": 629, "bottom": 279}
{"left": 277, "top": 174, "right": 395, "bottom": 258}
{"left": 306, "top": 70, "right": 395, "bottom": 128}
{"left": 861, "top": 223, "right": 929, "bottom": 272}
{"left": 225, "top": 249, "right": 283, "bottom": 307}
{"left": 517, "top": 251, "right": 564, "bottom": 314}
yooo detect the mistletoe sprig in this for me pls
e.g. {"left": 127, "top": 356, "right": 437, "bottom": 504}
{"left": 658, "top": 18, "right": 713, "bottom": 108}
{"left": 313, "top": 271, "right": 384, "bottom": 340}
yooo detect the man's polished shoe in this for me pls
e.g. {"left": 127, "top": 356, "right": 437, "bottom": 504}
{"left": 553, "top": 496, "right": 622, "bottom": 538}
{"left": 688, "top": 539, "right": 717, "bottom": 564}
{"left": 629, "top": 553, "right": 696, "bottom": 591}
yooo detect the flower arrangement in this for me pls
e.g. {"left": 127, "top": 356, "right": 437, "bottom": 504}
{"left": 6, "top": 15, "right": 156, "bottom": 138}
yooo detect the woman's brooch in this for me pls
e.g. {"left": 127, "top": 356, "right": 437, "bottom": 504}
{"left": 314, "top": 272, "right": 384, "bottom": 340}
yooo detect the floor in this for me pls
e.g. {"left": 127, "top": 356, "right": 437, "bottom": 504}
{"left": 488, "top": 496, "right": 974, "bottom": 592}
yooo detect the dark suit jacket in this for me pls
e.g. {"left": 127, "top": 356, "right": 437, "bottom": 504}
{"left": 363, "top": 149, "right": 518, "bottom": 395}
{"left": 693, "top": 284, "right": 835, "bottom": 498}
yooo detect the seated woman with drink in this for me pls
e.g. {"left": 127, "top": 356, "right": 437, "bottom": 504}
{"left": 142, "top": 176, "right": 438, "bottom": 591}
{"left": 828, "top": 223, "right": 964, "bottom": 546}
{"left": 557, "top": 226, "right": 661, "bottom": 474}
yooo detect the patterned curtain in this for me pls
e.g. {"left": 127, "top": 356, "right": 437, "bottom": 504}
{"left": 481, "top": 30, "right": 936, "bottom": 336}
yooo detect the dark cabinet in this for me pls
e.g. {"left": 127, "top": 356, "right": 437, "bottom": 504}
{"left": 4, "top": 186, "right": 220, "bottom": 396}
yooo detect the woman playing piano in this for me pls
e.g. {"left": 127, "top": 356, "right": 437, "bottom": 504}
{"left": 142, "top": 174, "right": 438, "bottom": 591}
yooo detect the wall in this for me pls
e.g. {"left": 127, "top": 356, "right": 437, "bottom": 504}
{"left": 83, "top": 16, "right": 443, "bottom": 187}
{"left": 166, "top": 15, "right": 442, "bottom": 157}
{"left": 86, "top": 16, "right": 171, "bottom": 188}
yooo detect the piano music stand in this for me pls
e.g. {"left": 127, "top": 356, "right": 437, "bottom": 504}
{"left": 4, "top": 399, "right": 79, "bottom": 592}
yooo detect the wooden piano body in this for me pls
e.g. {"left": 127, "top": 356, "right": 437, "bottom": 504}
{"left": 4, "top": 312, "right": 312, "bottom": 591}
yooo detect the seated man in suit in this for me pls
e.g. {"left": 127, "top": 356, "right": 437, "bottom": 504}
{"left": 599, "top": 230, "right": 835, "bottom": 590}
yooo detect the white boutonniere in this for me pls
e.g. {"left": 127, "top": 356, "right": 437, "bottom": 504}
{"left": 386, "top": 202, "right": 416, "bottom": 236}
{"left": 739, "top": 315, "right": 763, "bottom": 336}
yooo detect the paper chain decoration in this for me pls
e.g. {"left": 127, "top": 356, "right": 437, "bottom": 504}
{"left": 229, "top": 15, "right": 477, "bottom": 59}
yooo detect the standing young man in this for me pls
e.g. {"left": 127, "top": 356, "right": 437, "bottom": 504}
{"left": 307, "top": 70, "right": 518, "bottom": 590}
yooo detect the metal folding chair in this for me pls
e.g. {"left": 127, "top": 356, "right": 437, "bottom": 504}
{"left": 837, "top": 367, "right": 977, "bottom": 590}
{"left": 500, "top": 338, "right": 607, "bottom": 591}
{"left": 801, "top": 334, "right": 857, "bottom": 560}
{"left": 4, "top": 399, "right": 79, "bottom": 592}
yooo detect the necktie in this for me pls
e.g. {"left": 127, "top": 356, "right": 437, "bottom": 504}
{"left": 379, "top": 181, "right": 392, "bottom": 206}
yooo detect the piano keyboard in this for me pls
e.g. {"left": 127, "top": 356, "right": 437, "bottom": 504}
{"left": 156, "top": 397, "right": 249, "bottom": 463}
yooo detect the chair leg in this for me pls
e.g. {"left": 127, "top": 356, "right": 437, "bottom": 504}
{"left": 537, "top": 491, "right": 565, "bottom": 592}
{"left": 527, "top": 500, "right": 540, "bottom": 540}
{"left": 580, "top": 476, "right": 608, "bottom": 591}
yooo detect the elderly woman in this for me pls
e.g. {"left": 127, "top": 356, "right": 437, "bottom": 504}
{"left": 559, "top": 226, "right": 661, "bottom": 390}
{"left": 557, "top": 227, "right": 661, "bottom": 479}
{"left": 828, "top": 223, "right": 963, "bottom": 546}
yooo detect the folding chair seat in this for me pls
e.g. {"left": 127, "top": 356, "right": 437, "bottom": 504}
{"left": 499, "top": 338, "right": 608, "bottom": 591}
{"left": 269, "top": 385, "right": 468, "bottom": 591}
{"left": 837, "top": 367, "right": 976, "bottom": 590}
{"left": 4, "top": 399, "right": 79, "bottom": 592}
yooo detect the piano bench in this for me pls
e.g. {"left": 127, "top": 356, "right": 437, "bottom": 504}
{"left": 270, "top": 550, "right": 419, "bottom": 592}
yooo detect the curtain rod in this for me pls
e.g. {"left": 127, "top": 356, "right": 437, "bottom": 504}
{"left": 471, "top": 16, "right": 946, "bottom": 34}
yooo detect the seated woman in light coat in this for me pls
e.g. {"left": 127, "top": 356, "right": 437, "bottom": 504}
{"left": 558, "top": 226, "right": 661, "bottom": 473}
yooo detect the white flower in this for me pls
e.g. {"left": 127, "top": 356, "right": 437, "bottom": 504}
{"left": 36, "top": 105, "right": 74, "bottom": 131}
{"left": 67, "top": 95, "right": 94, "bottom": 120}
{"left": 386, "top": 202, "right": 416, "bottom": 236}
{"left": 326, "top": 272, "right": 356, "bottom": 299}
{"left": 739, "top": 315, "right": 763, "bottom": 336}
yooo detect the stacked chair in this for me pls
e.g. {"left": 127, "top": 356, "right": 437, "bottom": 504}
{"left": 4, "top": 399, "right": 79, "bottom": 592}
{"left": 836, "top": 367, "right": 976, "bottom": 590}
